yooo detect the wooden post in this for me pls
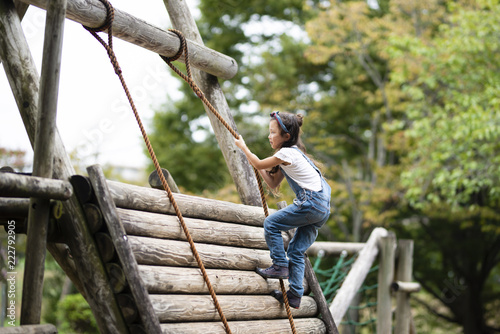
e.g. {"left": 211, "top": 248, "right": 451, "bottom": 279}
{"left": 329, "top": 227, "right": 389, "bottom": 323}
{"left": 17, "top": 0, "right": 237, "bottom": 79}
{"left": 394, "top": 240, "right": 415, "bottom": 334}
{"left": 162, "top": 0, "right": 262, "bottom": 207}
{"left": 88, "top": 164, "right": 162, "bottom": 334}
{"left": 0, "top": 1, "right": 129, "bottom": 331}
{"left": 377, "top": 232, "right": 396, "bottom": 334}
{"left": 148, "top": 168, "right": 180, "bottom": 193}
{"left": 20, "top": 0, "right": 66, "bottom": 324}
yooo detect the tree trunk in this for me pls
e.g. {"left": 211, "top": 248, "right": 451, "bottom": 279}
{"left": 163, "top": 0, "right": 263, "bottom": 207}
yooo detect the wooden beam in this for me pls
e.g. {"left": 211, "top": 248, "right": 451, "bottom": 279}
{"left": 160, "top": 319, "right": 326, "bottom": 334}
{"left": 304, "top": 255, "right": 339, "bottom": 334}
{"left": 87, "top": 164, "right": 162, "bottom": 334}
{"left": 0, "top": 1, "right": 129, "bottom": 331}
{"left": 118, "top": 207, "right": 272, "bottom": 249}
{"left": 17, "top": 0, "right": 238, "bottom": 80}
{"left": 0, "top": 172, "right": 72, "bottom": 200}
{"left": 163, "top": 0, "right": 263, "bottom": 206}
{"left": 150, "top": 294, "right": 318, "bottom": 322}
{"left": 129, "top": 235, "right": 272, "bottom": 270}
{"left": 108, "top": 180, "right": 271, "bottom": 226}
{"left": 307, "top": 241, "right": 365, "bottom": 256}
{"left": 377, "top": 233, "right": 396, "bottom": 334}
{"left": 162, "top": 319, "right": 325, "bottom": 334}
{"left": 138, "top": 265, "right": 297, "bottom": 295}
{"left": 329, "top": 227, "right": 388, "bottom": 323}
{"left": 21, "top": 0, "right": 66, "bottom": 324}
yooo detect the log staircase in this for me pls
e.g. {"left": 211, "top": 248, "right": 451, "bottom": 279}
{"left": 73, "top": 165, "right": 328, "bottom": 334}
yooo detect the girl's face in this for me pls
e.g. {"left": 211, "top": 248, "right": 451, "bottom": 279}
{"left": 268, "top": 120, "right": 290, "bottom": 150}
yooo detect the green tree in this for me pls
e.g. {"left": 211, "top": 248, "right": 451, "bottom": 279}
{"left": 56, "top": 294, "right": 98, "bottom": 334}
{"left": 387, "top": 1, "right": 500, "bottom": 332}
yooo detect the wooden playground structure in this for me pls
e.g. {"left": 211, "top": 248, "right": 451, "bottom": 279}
{"left": 0, "top": 0, "right": 421, "bottom": 333}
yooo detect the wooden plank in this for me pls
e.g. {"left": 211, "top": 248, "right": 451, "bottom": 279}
{"left": 87, "top": 165, "right": 162, "bottom": 334}
{"left": 0, "top": 1, "right": 129, "bottom": 331}
{"left": 17, "top": 0, "right": 238, "bottom": 79}
{"left": 129, "top": 235, "right": 272, "bottom": 270}
{"left": 150, "top": 295, "right": 318, "bottom": 322}
{"left": 163, "top": 0, "right": 262, "bottom": 206}
{"left": 108, "top": 180, "right": 270, "bottom": 226}
{"left": 329, "top": 227, "right": 388, "bottom": 324}
{"left": 20, "top": 0, "right": 66, "bottom": 324}
{"left": 0, "top": 172, "right": 72, "bottom": 200}
{"left": 160, "top": 319, "right": 326, "bottom": 334}
{"left": 376, "top": 233, "right": 396, "bottom": 334}
{"left": 138, "top": 265, "right": 298, "bottom": 295}
{"left": 118, "top": 208, "right": 272, "bottom": 249}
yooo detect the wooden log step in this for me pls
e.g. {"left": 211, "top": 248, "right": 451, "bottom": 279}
{"left": 118, "top": 208, "right": 274, "bottom": 249}
{"left": 160, "top": 318, "right": 326, "bottom": 334}
{"left": 108, "top": 180, "right": 270, "bottom": 226}
{"left": 129, "top": 236, "right": 272, "bottom": 270}
{"left": 137, "top": 265, "right": 303, "bottom": 295}
{"left": 150, "top": 295, "right": 318, "bottom": 322}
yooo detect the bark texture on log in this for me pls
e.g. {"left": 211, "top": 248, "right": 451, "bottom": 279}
{"left": 108, "top": 180, "right": 270, "bottom": 226}
{"left": 159, "top": 319, "right": 326, "bottom": 334}
{"left": 137, "top": 265, "right": 298, "bottom": 295}
{"left": 118, "top": 208, "right": 270, "bottom": 249}
{"left": 150, "top": 294, "right": 318, "bottom": 322}
{"left": 129, "top": 235, "right": 272, "bottom": 270}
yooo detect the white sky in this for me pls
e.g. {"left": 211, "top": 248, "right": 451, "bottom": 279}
{"left": 1, "top": 1, "right": 200, "bottom": 174}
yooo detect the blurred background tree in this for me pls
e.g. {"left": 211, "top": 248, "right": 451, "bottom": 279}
{"left": 147, "top": 0, "right": 500, "bottom": 332}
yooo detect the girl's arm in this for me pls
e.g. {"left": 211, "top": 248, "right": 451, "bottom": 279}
{"left": 259, "top": 168, "right": 285, "bottom": 190}
{"left": 235, "top": 135, "right": 285, "bottom": 189}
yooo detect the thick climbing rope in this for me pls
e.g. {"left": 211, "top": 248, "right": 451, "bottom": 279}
{"left": 84, "top": 2, "right": 296, "bottom": 332}
{"left": 161, "top": 30, "right": 297, "bottom": 334}
{"left": 82, "top": 2, "right": 233, "bottom": 333}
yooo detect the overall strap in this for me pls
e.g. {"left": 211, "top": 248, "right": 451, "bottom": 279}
{"left": 292, "top": 147, "right": 324, "bottom": 178}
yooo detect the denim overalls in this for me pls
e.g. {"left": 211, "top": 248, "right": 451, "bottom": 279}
{"left": 263, "top": 148, "right": 331, "bottom": 297}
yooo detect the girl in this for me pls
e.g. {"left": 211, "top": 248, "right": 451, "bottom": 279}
{"left": 235, "top": 111, "right": 331, "bottom": 309}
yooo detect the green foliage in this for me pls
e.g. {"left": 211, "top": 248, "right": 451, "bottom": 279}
{"left": 147, "top": 0, "right": 500, "bottom": 331}
{"left": 56, "top": 294, "right": 98, "bottom": 334}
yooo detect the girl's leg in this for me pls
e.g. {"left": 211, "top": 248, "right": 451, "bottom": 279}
{"left": 263, "top": 209, "right": 293, "bottom": 267}
{"left": 287, "top": 224, "right": 319, "bottom": 297}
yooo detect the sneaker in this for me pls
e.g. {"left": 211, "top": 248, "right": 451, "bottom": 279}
{"left": 271, "top": 289, "right": 301, "bottom": 309}
{"left": 255, "top": 264, "right": 289, "bottom": 279}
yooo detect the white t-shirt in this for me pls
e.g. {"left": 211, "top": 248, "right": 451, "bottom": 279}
{"left": 274, "top": 146, "right": 322, "bottom": 192}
